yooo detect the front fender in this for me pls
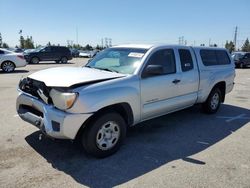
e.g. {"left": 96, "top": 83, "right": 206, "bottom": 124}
{"left": 67, "top": 77, "right": 141, "bottom": 123}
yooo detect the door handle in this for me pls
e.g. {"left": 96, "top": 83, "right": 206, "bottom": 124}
{"left": 172, "top": 79, "right": 181, "bottom": 84}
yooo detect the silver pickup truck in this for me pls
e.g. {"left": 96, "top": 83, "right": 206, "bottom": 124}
{"left": 16, "top": 44, "right": 235, "bottom": 157}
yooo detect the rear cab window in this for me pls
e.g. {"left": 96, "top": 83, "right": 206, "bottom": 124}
{"left": 200, "top": 49, "right": 231, "bottom": 66}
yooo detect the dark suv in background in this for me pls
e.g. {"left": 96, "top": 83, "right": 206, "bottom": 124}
{"left": 232, "top": 52, "right": 250, "bottom": 68}
{"left": 24, "top": 46, "right": 72, "bottom": 64}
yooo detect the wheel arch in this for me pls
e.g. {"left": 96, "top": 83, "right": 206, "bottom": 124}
{"left": 1, "top": 60, "right": 16, "bottom": 69}
{"left": 209, "top": 81, "right": 226, "bottom": 102}
{"left": 30, "top": 56, "right": 40, "bottom": 62}
{"left": 75, "top": 102, "right": 134, "bottom": 140}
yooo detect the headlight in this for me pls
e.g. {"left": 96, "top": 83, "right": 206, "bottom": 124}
{"left": 50, "top": 89, "right": 77, "bottom": 110}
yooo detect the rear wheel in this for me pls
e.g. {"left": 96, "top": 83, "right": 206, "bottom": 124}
{"left": 202, "top": 88, "right": 222, "bottom": 114}
{"left": 60, "top": 57, "right": 68, "bottom": 63}
{"left": 30, "top": 57, "right": 39, "bottom": 64}
{"left": 81, "top": 112, "right": 127, "bottom": 158}
{"left": 1, "top": 61, "right": 15, "bottom": 72}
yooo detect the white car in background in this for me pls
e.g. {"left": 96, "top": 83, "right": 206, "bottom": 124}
{"left": 0, "top": 48, "right": 27, "bottom": 72}
{"left": 79, "top": 50, "right": 92, "bottom": 58}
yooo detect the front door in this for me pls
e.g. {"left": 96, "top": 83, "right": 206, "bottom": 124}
{"left": 140, "top": 48, "right": 181, "bottom": 121}
{"left": 39, "top": 47, "right": 52, "bottom": 60}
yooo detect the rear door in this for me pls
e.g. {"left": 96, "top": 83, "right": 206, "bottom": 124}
{"left": 51, "top": 47, "right": 61, "bottom": 60}
{"left": 176, "top": 47, "right": 199, "bottom": 106}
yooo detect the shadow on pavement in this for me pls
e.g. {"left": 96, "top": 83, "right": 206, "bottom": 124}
{"left": 0, "top": 70, "right": 29, "bottom": 74}
{"left": 25, "top": 104, "right": 250, "bottom": 188}
{"left": 27, "top": 62, "right": 74, "bottom": 65}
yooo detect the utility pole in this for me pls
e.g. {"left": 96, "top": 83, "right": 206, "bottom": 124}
{"left": 233, "top": 26, "right": 238, "bottom": 51}
{"left": 108, "top": 38, "right": 112, "bottom": 47}
{"left": 76, "top": 27, "right": 78, "bottom": 45}
{"left": 178, "top": 36, "right": 184, "bottom": 45}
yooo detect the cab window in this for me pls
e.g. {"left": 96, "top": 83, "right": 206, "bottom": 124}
{"left": 178, "top": 49, "right": 194, "bottom": 72}
{"left": 145, "top": 49, "right": 176, "bottom": 75}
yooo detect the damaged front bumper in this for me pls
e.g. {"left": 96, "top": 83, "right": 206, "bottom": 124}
{"left": 16, "top": 91, "right": 92, "bottom": 139}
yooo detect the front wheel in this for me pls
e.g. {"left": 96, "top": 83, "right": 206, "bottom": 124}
{"left": 1, "top": 61, "right": 15, "bottom": 72}
{"left": 202, "top": 88, "right": 222, "bottom": 114}
{"left": 30, "top": 57, "right": 39, "bottom": 64}
{"left": 239, "top": 62, "right": 244, "bottom": 69}
{"left": 81, "top": 112, "right": 127, "bottom": 158}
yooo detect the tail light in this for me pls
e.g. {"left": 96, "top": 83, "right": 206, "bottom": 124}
{"left": 17, "top": 55, "right": 25, "bottom": 60}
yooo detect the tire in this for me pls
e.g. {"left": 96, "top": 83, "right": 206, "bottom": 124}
{"left": 1, "top": 61, "right": 15, "bottom": 73}
{"left": 239, "top": 62, "right": 244, "bottom": 69}
{"left": 81, "top": 112, "right": 127, "bottom": 158}
{"left": 202, "top": 88, "right": 222, "bottom": 114}
{"left": 60, "top": 57, "right": 68, "bottom": 64}
{"left": 55, "top": 60, "right": 60, "bottom": 64}
{"left": 30, "top": 57, "right": 39, "bottom": 64}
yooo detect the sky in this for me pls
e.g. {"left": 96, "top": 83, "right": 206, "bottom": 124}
{"left": 1, "top": 0, "right": 250, "bottom": 48}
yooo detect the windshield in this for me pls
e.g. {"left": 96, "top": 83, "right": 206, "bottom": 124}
{"left": 86, "top": 48, "right": 147, "bottom": 74}
{"left": 33, "top": 46, "right": 44, "bottom": 52}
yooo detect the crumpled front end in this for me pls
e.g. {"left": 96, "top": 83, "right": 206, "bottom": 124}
{"left": 16, "top": 78, "right": 92, "bottom": 139}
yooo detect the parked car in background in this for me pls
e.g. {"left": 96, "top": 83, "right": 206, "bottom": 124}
{"left": 79, "top": 50, "right": 99, "bottom": 58}
{"left": 79, "top": 50, "right": 92, "bottom": 58}
{"left": 24, "top": 46, "right": 72, "bottom": 64}
{"left": 24, "top": 49, "right": 35, "bottom": 53}
{"left": 14, "top": 48, "right": 24, "bottom": 53}
{"left": 17, "top": 44, "right": 235, "bottom": 157}
{"left": 231, "top": 52, "right": 245, "bottom": 67}
{"left": 0, "top": 48, "right": 27, "bottom": 72}
{"left": 232, "top": 52, "right": 250, "bottom": 68}
{"left": 70, "top": 48, "right": 80, "bottom": 57}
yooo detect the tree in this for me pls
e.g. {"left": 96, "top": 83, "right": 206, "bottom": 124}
{"left": 47, "top": 41, "right": 51, "bottom": 46}
{"left": 84, "top": 44, "right": 93, "bottom": 50}
{"left": 24, "top": 36, "right": 34, "bottom": 49}
{"left": 2, "top": 43, "right": 9, "bottom": 48}
{"left": 20, "top": 35, "right": 25, "bottom": 48}
{"left": 225, "top": 40, "right": 235, "bottom": 53}
{"left": 95, "top": 44, "right": 104, "bottom": 50}
{"left": 0, "top": 33, "right": 2, "bottom": 47}
{"left": 241, "top": 38, "right": 250, "bottom": 52}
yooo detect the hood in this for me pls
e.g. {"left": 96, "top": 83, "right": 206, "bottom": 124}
{"left": 28, "top": 67, "right": 125, "bottom": 87}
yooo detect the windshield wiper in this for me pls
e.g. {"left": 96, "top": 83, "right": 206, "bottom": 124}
{"left": 84, "top": 65, "right": 119, "bottom": 73}
{"left": 97, "top": 67, "right": 119, "bottom": 73}
{"left": 86, "top": 66, "right": 118, "bottom": 73}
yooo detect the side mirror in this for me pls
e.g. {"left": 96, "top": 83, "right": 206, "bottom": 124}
{"left": 143, "top": 64, "right": 164, "bottom": 77}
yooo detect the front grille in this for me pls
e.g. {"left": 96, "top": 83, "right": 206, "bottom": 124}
{"left": 19, "top": 78, "right": 52, "bottom": 104}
